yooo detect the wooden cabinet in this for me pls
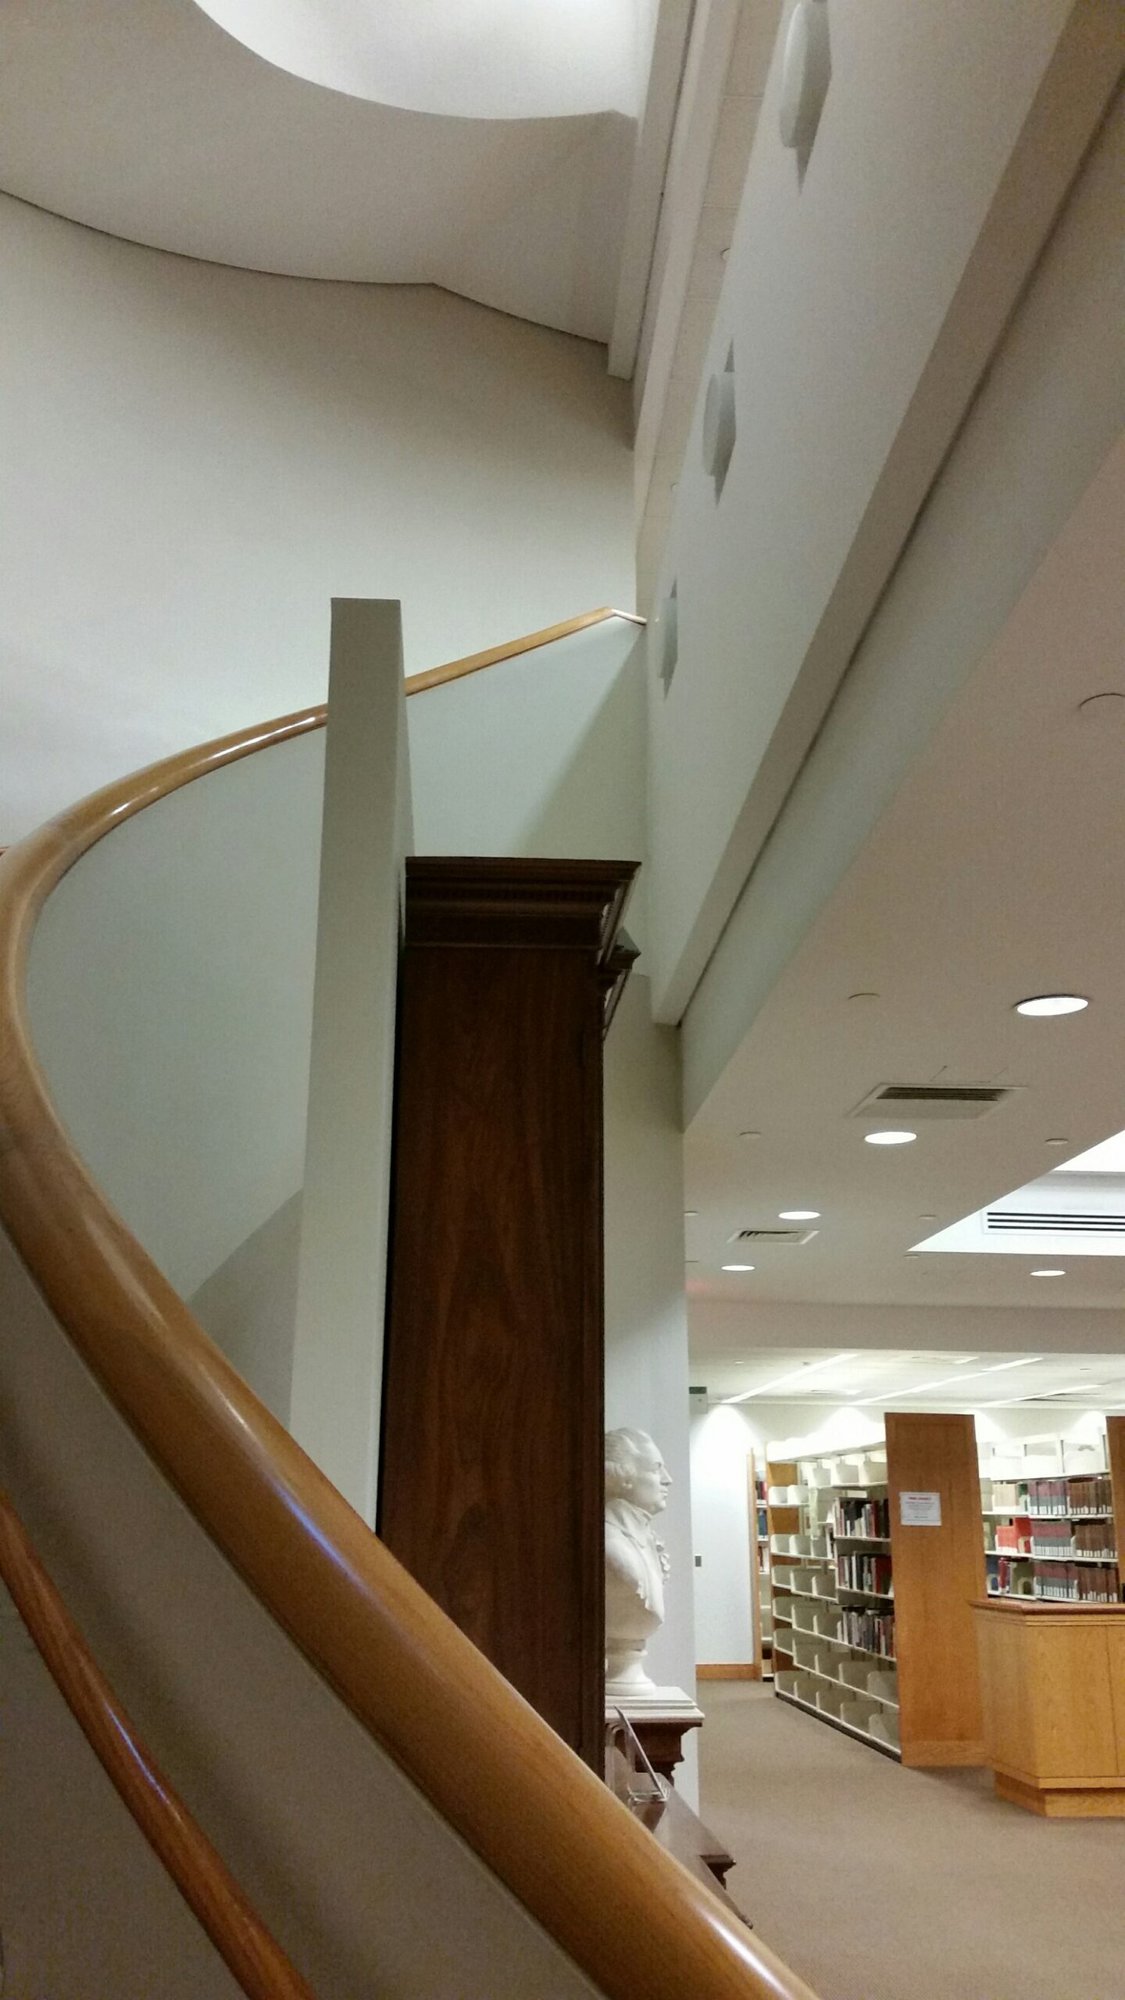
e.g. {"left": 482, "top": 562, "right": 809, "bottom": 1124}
{"left": 379, "top": 857, "right": 635, "bottom": 1771}
{"left": 973, "top": 1597, "right": 1125, "bottom": 1815}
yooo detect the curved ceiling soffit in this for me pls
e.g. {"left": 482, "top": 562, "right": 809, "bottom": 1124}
{"left": 193, "top": 0, "right": 645, "bottom": 122}
{"left": 0, "top": 0, "right": 640, "bottom": 340}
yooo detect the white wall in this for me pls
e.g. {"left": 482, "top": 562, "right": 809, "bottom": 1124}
{"left": 645, "top": 0, "right": 1120, "bottom": 1020}
{"left": 0, "top": 193, "right": 633, "bottom": 846}
{"left": 27, "top": 732, "right": 326, "bottom": 1305}
{"left": 690, "top": 1297, "right": 1125, "bottom": 1361}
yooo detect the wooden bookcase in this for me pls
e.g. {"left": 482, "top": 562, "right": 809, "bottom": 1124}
{"left": 771, "top": 1414, "right": 986, "bottom": 1766}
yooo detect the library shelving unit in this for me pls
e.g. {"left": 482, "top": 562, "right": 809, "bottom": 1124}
{"left": 749, "top": 1454, "right": 772, "bottom": 1679}
{"left": 764, "top": 1459, "right": 801, "bottom": 1686}
{"left": 769, "top": 1414, "right": 986, "bottom": 1766}
{"left": 980, "top": 1417, "right": 1125, "bottom": 1606}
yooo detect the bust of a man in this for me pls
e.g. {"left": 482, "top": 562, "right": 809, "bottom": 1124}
{"left": 604, "top": 1427, "right": 672, "bottom": 1694}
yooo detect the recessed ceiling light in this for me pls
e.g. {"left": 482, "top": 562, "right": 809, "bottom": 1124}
{"left": 1031, "top": 1267, "right": 1066, "bottom": 1278}
{"left": 1044, "top": 1137, "right": 1070, "bottom": 1148}
{"left": 684, "top": 1208, "right": 698, "bottom": 1216}
{"left": 779, "top": 1209, "right": 820, "bottom": 1221}
{"left": 722, "top": 1263, "right": 755, "bottom": 1272}
{"left": 1015, "top": 994, "right": 1088, "bottom": 1017}
{"left": 847, "top": 991, "right": 879, "bottom": 1003}
{"left": 864, "top": 1130, "right": 917, "bottom": 1146}
{"left": 739, "top": 1129, "right": 762, "bottom": 1139}
{"left": 918, "top": 1212, "right": 938, "bottom": 1222}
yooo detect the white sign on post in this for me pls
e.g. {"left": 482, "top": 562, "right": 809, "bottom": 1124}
{"left": 899, "top": 1490, "right": 942, "bottom": 1527}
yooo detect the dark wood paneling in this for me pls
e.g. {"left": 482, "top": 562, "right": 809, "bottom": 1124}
{"left": 380, "top": 858, "right": 636, "bottom": 1769}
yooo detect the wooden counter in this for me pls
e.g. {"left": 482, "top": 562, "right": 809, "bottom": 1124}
{"left": 972, "top": 1597, "right": 1125, "bottom": 1816}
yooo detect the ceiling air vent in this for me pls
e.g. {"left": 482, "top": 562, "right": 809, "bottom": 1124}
{"left": 851, "top": 1084, "right": 1016, "bottom": 1122}
{"left": 729, "top": 1227, "right": 818, "bottom": 1247}
{"left": 986, "top": 1210, "right": 1125, "bottom": 1235}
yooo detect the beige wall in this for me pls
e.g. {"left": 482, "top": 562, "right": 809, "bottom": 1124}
{"left": 0, "top": 192, "right": 633, "bottom": 845}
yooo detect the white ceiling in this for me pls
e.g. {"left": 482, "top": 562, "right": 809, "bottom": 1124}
{"left": 696, "top": 1345, "right": 1125, "bottom": 1412}
{"left": 195, "top": 0, "right": 649, "bottom": 121}
{"left": 0, "top": 0, "right": 642, "bottom": 339}
{"left": 684, "top": 435, "right": 1125, "bottom": 1320}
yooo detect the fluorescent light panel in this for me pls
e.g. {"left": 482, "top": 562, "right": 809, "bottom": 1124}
{"left": 856, "top": 1356, "right": 1043, "bottom": 1405}
{"left": 721, "top": 1352, "right": 859, "bottom": 1406}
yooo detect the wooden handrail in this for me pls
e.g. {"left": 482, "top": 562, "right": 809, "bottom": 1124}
{"left": 0, "top": 1490, "right": 317, "bottom": 2000}
{"left": 0, "top": 611, "right": 818, "bottom": 2000}
{"left": 403, "top": 605, "right": 644, "bottom": 695}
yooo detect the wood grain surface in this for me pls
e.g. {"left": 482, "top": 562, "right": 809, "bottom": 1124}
{"left": 381, "top": 858, "right": 635, "bottom": 1767}
{"left": 886, "top": 1412, "right": 986, "bottom": 1766}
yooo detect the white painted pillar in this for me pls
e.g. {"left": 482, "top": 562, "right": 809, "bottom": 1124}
{"left": 290, "top": 599, "right": 413, "bottom": 1521}
{"left": 603, "top": 972, "right": 700, "bottom": 1801}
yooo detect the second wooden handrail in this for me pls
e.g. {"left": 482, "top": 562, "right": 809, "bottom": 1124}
{"left": 0, "top": 1489, "right": 316, "bottom": 2000}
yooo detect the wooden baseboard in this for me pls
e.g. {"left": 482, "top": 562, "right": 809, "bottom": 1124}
{"left": 696, "top": 1664, "right": 760, "bottom": 1681}
{"left": 996, "top": 1772, "right": 1125, "bottom": 1818}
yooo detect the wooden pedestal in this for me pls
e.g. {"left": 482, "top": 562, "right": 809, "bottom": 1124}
{"left": 380, "top": 857, "right": 636, "bottom": 1771}
{"left": 973, "top": 1597, "right": 1125, "bottom": 1815}
{"left": 606, "top": 1692, "right": 704, "bottom": 1785}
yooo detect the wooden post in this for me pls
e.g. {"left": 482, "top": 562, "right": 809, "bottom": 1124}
{"left": 886, "top": 1412, "right": 986, "bottom": 1766}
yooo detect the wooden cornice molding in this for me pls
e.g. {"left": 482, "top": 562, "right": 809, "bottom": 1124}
{"left": 0, "top": 613, "right": 818, "bottom": 2000}
{"left": 0, "top": 1490, "right": 316, "bottom": 2000}
{"left": 404, "top": 855, "right": 637, "bottom": 955}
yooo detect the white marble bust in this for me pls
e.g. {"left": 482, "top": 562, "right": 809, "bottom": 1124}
{"left": 604, "top": 1427, "right": 672, "bottom": 1694}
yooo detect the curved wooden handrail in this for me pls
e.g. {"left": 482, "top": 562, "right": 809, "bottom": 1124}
{"left": 0, "top": 1490, "right": 317, "bottom": 2000}
{"left": 403, "top": 605, "right": 644, "bottom": 695}
{"left": 0, "top": 612, "right": 818, "bottom": 2000}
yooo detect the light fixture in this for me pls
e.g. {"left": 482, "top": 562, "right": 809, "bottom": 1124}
{"left": 1031, "top": 1267, "right": 1066, "bottom": 1278}
{"left": 722, "top": 1263, "right": 755, "bottom": 1273}
{"left": 739, "top": 1128, "right": 762, "bottom": 1139}
{"left": 779, "top": 1209, "right": 820, "bottom": 1221}
{"left": 1044, "top": 1137, "right": 1071, "bottom": 1149}
{"left": 864, "top": 1130, "right": 917, "bottom": 1146}
{"left": 856, "top": 1356, "right": 1043, "bottom": 1405}
{"left": 1015, "top": 994, "right": 1088, "bottom": 1017}
{"left": 721, "top": 1352, "right": 859, "bottom": 1405}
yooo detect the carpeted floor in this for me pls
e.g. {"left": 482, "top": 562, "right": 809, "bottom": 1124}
{"left": 698, "top": 1683, "right": 1125, "bottom": 2000}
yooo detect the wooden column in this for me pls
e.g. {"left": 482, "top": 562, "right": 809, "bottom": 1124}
{"left": 886, "top": 1412, "right": 987, "bottom": 1766}
{"left": 379, "top": 857, "right": 636, "bottom": 1770}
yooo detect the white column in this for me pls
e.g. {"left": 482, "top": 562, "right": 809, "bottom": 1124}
{"left": 290, "top": 599, "right": 413, "bottom": 1521}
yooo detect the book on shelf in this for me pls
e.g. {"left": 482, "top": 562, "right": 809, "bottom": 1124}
{"left": 1030, "top": 1560, "right": 1119, "bottom": 1602}
{"left": 828, "top": 1495, "right": 890, "bottom": 1539}
{"left": 835, "top": 1550, "right": 893, "bottom": 1595}
{"left": 837, "top": 1606, "right": 896, "bottom": 1658}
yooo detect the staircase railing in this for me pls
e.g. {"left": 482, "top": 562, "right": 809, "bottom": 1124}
{"left": 0, "top": 1488, "right": 316, "bottom": 2000}
{"left": 0, "top": 612, "right": 819, "bottom": 2000}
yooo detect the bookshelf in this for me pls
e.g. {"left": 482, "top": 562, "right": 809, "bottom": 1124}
{"left": 770, "top": 1414, "right": 986, "bottom": 1766}
{"left": 979, "top": 1427, "right": 1122, "bottom": 1607}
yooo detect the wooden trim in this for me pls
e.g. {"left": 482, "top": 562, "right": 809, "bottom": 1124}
{"left": 0, "top": 624, "right": 818, "bottom": 2000}
{"left": 697, "top": 1665, "right": 760, "bottom": 1681}
{"left": 0, "top": 1489, "right": 315, "bottom": 2000}
{"left": 403, "top": 607, "right": 644, "bottom": 695}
